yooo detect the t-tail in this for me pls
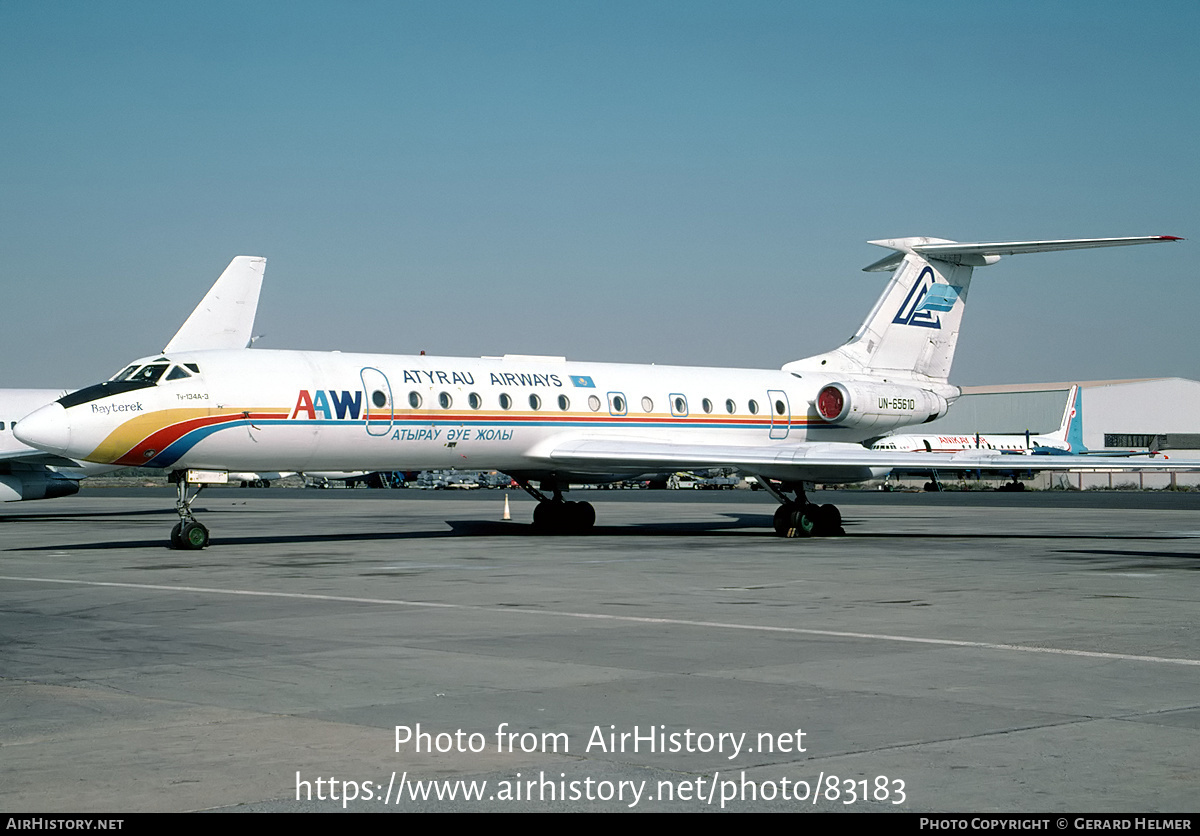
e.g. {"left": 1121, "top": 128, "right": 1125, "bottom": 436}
{"left": 783, "top": 236, "right": 1181, "bottom": 384}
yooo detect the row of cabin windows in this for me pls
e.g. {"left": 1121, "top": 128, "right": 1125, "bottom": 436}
{"left": 380, "top": 391, "right": 789, "bottom": 417}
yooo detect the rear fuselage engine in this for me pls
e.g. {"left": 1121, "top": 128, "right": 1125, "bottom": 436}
{"left": 815, "top": 382, "right": 948, "bottom": 432}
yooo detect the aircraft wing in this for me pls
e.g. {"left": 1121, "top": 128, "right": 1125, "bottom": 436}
{"left": 538, "top": 438, "right": 1200, "bottom": 481}
{"left": 0, "top": 448, "right": 86, "bottom": 468}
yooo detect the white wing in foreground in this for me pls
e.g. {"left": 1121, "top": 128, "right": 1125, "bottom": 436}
{"left": 539, "top": 438, "right": 1199, "bottom": 481}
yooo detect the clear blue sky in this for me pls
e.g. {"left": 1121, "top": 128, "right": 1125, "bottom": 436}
{"left": 2, "top": 0, "right": 1195, "bottom": 388}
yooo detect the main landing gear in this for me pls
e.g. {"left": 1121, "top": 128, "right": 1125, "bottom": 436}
{"left": 517, "top": 479, "right": 596, "bottom": 534}
{"left": 754, "top": 477, "right": 844, "bottom": 538}
{"left": 169, "top": 471, "right": 210, "bottom": 550}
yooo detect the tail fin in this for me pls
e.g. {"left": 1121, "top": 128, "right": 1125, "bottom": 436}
{"left": 163, "top": 256, "right": 266, "bottom": 353}
{"left": 783, "top": 236, "right": 1180, "bottom": 383}
{"left": 1051, "top": 384, "right": 1086, "bottom": 452}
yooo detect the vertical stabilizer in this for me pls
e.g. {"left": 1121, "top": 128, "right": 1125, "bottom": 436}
{"left": 1052, "top": 385, "right": 1085, "bottom": 451}
{"left": 784, "top": 238, "right": 977, "bottom": 381}
{"left": 163, "top": 256, "right": 266, "bottom": 353}
{"left": 783, "top": 236, "right": 1179, "bottom": 383}
{"left": 844, "top": 248, "right": 975, "bottom": 380}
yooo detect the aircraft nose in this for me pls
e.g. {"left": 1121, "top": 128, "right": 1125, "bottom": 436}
{"left": 14, "top": 402, "right": 73, "bottom": 455}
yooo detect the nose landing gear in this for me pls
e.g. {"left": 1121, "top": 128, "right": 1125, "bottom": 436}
{"left": 169, "top": 471, "right": 211, "bottom": 549}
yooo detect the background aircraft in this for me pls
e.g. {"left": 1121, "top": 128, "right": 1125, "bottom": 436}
{"left": 873, "top": 384, "right": 1086, "bottom": 455}
{"left": 0, "top": 256, "right": 266, "bottom": 502}
{"left": 871, "top": 384, "right": 1167, "bottom": 491}
{"left": 14, "top": 235, "right": 1192, "bottom": 548}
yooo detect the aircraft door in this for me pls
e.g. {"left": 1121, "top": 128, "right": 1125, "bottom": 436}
{"left": 360, "top": 367, "right": 394, "bottom": 436}
{"left": 767, "top": 389, "right": 790, "bottom": 439}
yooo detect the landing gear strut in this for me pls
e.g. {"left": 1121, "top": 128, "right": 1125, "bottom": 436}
{"left": 169, "top": 471, "right": 210, "bottom": 550}
{"left": 517, "top": 479, "right": 596, "bottom": 534}
{"left": 754, "top": 476, "right": 844, "bottom": 538}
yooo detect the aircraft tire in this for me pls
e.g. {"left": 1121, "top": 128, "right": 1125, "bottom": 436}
{"left": 534, "top": 500, "right": 596, "bottom": 534}
{"left": 772, "top": 503, "right": 795, "bottom": 536}
{"left": 180, "top": 522, "right": 209, "bottom": 550}
{"left": 170, "top": 522, "right": 184, "bottom": 549}
{"left": 787, "top": 508, "right": 816, "bottom": 538}
{"left": 819, "top": 504, "right": 844, "bottom": 536}
{"left": 574, "top": 501, "right": 596, "bottom": 530}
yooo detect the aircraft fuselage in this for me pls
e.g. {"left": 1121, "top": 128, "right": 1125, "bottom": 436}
{"left": 19, "top": 348, "right": 954, "bottom": 480}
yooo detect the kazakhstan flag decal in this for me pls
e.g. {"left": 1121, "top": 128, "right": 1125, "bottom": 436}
{"left": 571, "top": 375, "right": 596, "bottom": 388}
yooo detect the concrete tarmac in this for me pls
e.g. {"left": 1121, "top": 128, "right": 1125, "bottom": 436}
{"left": 2, "top": 488, "right": 1199, "bottom": 812}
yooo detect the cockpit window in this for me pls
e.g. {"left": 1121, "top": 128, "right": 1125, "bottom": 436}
{"left": 166, "top": 365, "right": 192, "bottom": 381}
{"left": 129, "top": 364, "right": 168, "bottom": 384}
{"left": 60, "top": 361, "right": 174, "bottom": 409}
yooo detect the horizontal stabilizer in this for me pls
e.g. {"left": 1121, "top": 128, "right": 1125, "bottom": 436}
{"left": 864, "top": 236, "right": 1180, "bottom": 270}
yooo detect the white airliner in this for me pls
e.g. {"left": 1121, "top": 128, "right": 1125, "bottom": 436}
{"left": 873, "top": 384, "right": 1086, "bottom": 455}
{"left": 14, "top": 235, "right": 1192, "bottom": 549}
{"left": 0, "top": 389, "right": 85, "bottom": 501}
{"left": 0, "top": 256, "right": 266, "bottom": 502}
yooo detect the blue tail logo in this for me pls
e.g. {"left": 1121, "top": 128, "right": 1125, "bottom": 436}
{"left": 892, "top": 267, "right": 961, "bottom": 329}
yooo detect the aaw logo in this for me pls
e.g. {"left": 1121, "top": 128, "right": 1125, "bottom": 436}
{"left": 892, "top": 267, "right": 961, "bottom": 329}
{"left": 291, "top": 390, "right": 364, "bottom": 420}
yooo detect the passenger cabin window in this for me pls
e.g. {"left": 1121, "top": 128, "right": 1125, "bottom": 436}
{"left": 468, "top": 393, "right": 482, "bottom": 409}
{"left": 439, "top": 392, "right": 452, "bottom": 409}
{"left": 748, "top": 400, "right": 759, "bottom": 415}
{"left": 408, "top": 391, "right": 421, "bottom": 409}
{"left": 529, "top": 394, "right": 541, "bottom": 410}
{"left": 557, "top": 395, "right": 570, "bottom": 411}
{"left": 671, "top": 395, "right": 687, "bottom": 416}
{"left": 702, "top": 398, "right": 713, "bottom": 414}
{"left": 641, "top": 397, "right": 653, "bottom": 413}
{"left": 588, "top": 395, "right": 601, "bottom": 411}
{"left": 609, "top": 393, "right": 627, "bottom": 415}
{"left": 499, "top": 393, "right": 513, "bottom": 410}
{"left": 725, "top": 399, "right": 736, "bottom": 414}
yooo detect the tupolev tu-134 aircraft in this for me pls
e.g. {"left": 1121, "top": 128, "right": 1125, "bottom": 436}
{"left": 15, "top": 235, "right": 1192, "bottom": 549}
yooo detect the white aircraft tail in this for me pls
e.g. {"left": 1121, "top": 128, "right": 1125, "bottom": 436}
{"left": 783, "top": 236, "right": 1180, "bottom": 383}
{"left": 163, "top": 256, "right": 266, "bottom": 353}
